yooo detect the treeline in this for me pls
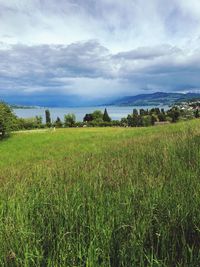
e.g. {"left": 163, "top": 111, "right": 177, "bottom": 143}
{"left": 16, "top": 107, "right": 200, "bottom": 128}
{"left": 0, "top": 101, "right": 199, "bottom": 138}
{"left": 82, "top": 107, "right": 199, "bottom": 127}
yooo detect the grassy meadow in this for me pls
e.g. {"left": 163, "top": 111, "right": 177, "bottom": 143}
{"left": 0, "top": 120, "right": 200, "bottom": 266}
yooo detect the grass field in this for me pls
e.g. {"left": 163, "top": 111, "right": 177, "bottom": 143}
{"left": 0, "top": 120, "right": 200, "bottom": 266}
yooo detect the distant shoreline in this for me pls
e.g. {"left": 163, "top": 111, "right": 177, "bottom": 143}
{"left": 10, "top": 105, "right": 38, "bottom": 109}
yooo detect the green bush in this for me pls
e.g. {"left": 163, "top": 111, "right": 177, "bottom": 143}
{"left": 0, "top": 102, "right": 17, "bottom": 138}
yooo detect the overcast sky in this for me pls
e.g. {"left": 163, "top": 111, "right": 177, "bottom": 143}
{"left": 0, "top": 0, "right": 200, "bottom": 105}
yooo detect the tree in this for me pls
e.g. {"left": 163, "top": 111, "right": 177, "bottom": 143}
{"left": 168, "top": 107, "right": 180, "bottom": 123}
{"left": 133, "top": 109, "right": 138, "bottom": 115}
{"left": 137, "top": 115, "right": 143, "bottom": 127}
{"left": 143, "top": 115, "right": 152, "bottom": 126}
{"left": 132, "top": 114, "right": 138, "bottom": 127}
{"left": 150, "top": 108, "right": 161, "bottom": 115}
{"left": 64, "top": 113, "right": 76, "bottom": 127}
{"left": 0, "top": 102, "right": 17, "bottom": 138}
{"left": 55, "top": 117, "right": 63, "bottom": 128}
{"left": 127, "top": 114, "right": 134, "bottom": 127}
{"left": 20, "top": 118, "right": 39, "bottom": 129}
{"left": 139, "top": 109, "right": 146, "bottom": 116}
{"left": 194, "top": 109, "right": 199, "bottom": 118}
{"left": 83, "top": 114, "right": 93, "bottom": 122}
{"left": 103, "top": 108, "right": 111, "bottom": 122}
{"left": 120, "top": 117, "right": 128, "bottom": 127}
{"left": 158, "top": 113, "right": 166, "bottom": 122}
{"left": 45, "top": 109, "right": 51, "bottom": 127}
{"left": 155, "top": 108, "right": 161, "bottom": 115}
{"left": 151, "top": 115, "right": 157, "bottom": 125}
{"left": 92, "top": 110, "right": 103, "bottom": 122}
{"left": 35, "top": 116, "right": 43, "bottom": 128}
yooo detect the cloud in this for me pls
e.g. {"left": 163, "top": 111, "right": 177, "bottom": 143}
{"left": 1, "top": 0, "right": 200, "bottom": 51}
{"left": 0, "top": 0, "right": 200, "bottom": 105}
{"left": 0, "top": 41, "right": 115, "bottom": 97}
{"left": 113, "top": 45, "right": 182, "bottom": 60}
{"left": 0, "top": 41, "right": 200, "bottom": 102}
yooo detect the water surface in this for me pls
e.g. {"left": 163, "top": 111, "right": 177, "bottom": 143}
{"left": 14, "top": 105, "right": 169, "bottom": 122}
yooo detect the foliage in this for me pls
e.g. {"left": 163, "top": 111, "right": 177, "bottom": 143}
{"left": 139, "top": 108, "right": 147, "bottom": 116}
{"left": 0, "top": 102, "right": 17, "bottom": 138}
{"left": 103, "top": 108, "right": 111, "bottom": 122}
{"left": 92, "top": 110, "right": 103, "bottom": 122}
{"left": 133, "top": 108, "right": 138, "bottom": 115}
{"left": 120, "top": 117, "right": 128, "bottom": 127}
{"left": 167, "top": 107, "right": 180, "bottom": 122}
{"left": 111, "top": 120, "right": 121, "bottom": 126}
{"left": 64, "top": 113, "right": 76, "bottom": 127}
{"left": 0, "top": 104, "right": 199, "bottom": 133}
{"left": 142, "top": 115, "right": 153, "bottom": 126}
{"left": 194, "top": 109, "right": 199, "bottom": 118}
{"left": 54, "top": 117, "right": 63, "bottom": 128}
{"left": 35, "top": 115, "right": 43, "bottom": 125}
{"left": 45, "top": 109, "right": 51, "bottom": 127}
{"left": 158, "top": 112, "right": 166, "bottom": 122}
{"left": 74, "top": 121, "right": 85, "bottom": 127}
{"left": 16, "top": 116, "right": 43, "bottom": 130}
{"left": 83, "top": 113, "right": 93, "bottom": 122}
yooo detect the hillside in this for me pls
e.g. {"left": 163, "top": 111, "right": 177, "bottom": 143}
{"left": 111, "top": 92, "right": 200, "bottom": 106}
{"left": 0, "top": 121, "right": 200, "bottom": 266}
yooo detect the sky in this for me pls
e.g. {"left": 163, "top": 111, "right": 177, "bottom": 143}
{"left": 0, "top": 0, "right": 200, "bottom": 106}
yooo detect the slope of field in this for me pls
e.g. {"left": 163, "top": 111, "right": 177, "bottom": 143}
{"left": 0, "top": 121, "right": 200, "bottom": 266}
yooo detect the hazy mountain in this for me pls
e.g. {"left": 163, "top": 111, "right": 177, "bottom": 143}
{"left": 4, "top": 92, "right": 200, "bottom": 108}
{"left": 110, "top": 92, "right": 200, "bottom": 106}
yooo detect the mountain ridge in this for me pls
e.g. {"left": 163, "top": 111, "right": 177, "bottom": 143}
{"left": 110, "top": 92, "right": 200, "bottom": 106}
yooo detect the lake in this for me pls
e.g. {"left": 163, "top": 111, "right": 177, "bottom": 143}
{"left": 14, "top": 105, "right": 169, "bottom": 122}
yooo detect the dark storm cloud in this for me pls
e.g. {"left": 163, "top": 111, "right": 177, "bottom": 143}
{"left": 0, "top": 41, "right": 112, "bottom": 95}
{"left": 0, "top": 41, "right": 200, "bottom": 100}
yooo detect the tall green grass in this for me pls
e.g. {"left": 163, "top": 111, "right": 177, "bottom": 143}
{"left": 0, "top": 120, "right": 200, "bottom": 266}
